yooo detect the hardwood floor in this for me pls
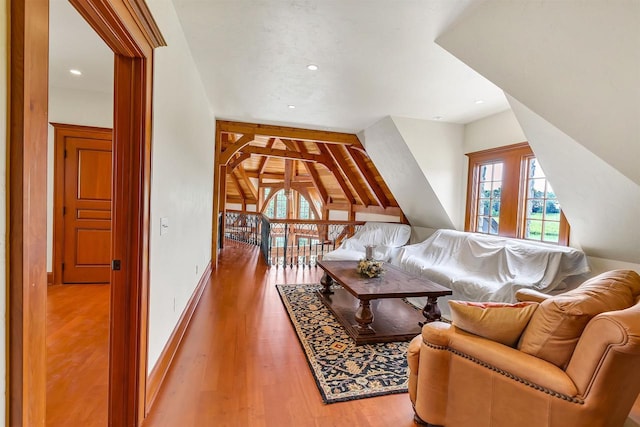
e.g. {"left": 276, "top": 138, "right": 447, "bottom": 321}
{"left": 46, "top": 283, "right": 110, "bottom": 426}
{"left": 143, "top": 240, "right": 416, "bottom": 427}
{"left": 45, "top": 239, "right": 640, "bottom": 426}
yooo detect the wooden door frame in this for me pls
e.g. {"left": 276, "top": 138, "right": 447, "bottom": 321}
{"left": 51, "top": 123, "right": 113, "bottom": 287}
{"left": 9, "top": 1, "right": 165, "bottom": 426}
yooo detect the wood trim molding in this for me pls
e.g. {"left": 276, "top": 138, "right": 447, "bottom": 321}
{"left": 9, "top": 1, "right": 50, "bottom": 424}
{"left": 47, "top": 273, "right": 53, "bottom": 286}
{"left": 464, "top": 141, "right": 530, "bottom": 158}
{"left": 145, "top": 261, "right": 213, "bottom": 415}
{"left": 126, "top": 0, "right": 167, "bottom": 48}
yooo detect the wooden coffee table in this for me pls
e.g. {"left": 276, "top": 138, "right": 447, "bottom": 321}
{"left": 317, "top": 260, "right": 452, "bottom": 345}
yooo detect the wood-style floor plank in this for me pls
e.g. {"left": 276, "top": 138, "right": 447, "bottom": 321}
{"left": 46, "top": 283, "right": 110, "bottom": 427}
{"left": 45, "top": 240, "right": 640, "bottom": 426}
{"left": 142, "top": 240, "right": 416, "bottom": 427}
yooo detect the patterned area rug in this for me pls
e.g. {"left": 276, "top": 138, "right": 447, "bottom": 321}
{"left": 276, "top": 284, "right": 409, "bottom": 403}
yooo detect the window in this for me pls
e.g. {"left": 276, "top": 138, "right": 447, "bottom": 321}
{"left": 298, "top": 194, "right": 315, "bottom": 219}
{"left": 522, "top": 156, "right": 563, "bottom": 243}
{"left": 465, "top": 143, "right": 569, "bottom": 245}
{"left": 475, "top": 162, "right": 503, "bottom": 235}
{"left": 263, "top": 188, "right": 274, "bottom": 217}
{"left": 275, "top": 191, "right": 287, "bottom": 219}
{"left": 263, "top": 188, "right": 287, "bottom": 219}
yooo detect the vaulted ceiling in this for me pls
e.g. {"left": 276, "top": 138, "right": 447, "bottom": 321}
{"left": 217, "top": 121, "right": 403, "bottom": 219}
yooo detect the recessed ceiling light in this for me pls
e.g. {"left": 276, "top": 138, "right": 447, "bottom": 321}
{"left": 474, "top": 99, "right": 484, "bottom": 104}
{"left": 433, "top": 115, "right": 443, "bottom": 120}
{"left": 288, "top": 105, "right": 296, "bottom": 109}
{"left": 69, "top": 69, "right": 82, "bottom": 76}
{"left": 306, "top": 64, "right": 318, "bottom": 71}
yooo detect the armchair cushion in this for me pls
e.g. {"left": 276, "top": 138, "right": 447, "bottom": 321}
{"left": 422, "top": 322, "right": 579, "bottom": 397}
{"left": 448, "top": 300, "right": 539, "bottom": 347}
{"left": 518, "top": 270, "right": 640, "bottom": 369}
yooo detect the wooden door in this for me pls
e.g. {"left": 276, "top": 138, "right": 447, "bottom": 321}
{"left": 53, "top": 123, "right": 112, "bottom": 284}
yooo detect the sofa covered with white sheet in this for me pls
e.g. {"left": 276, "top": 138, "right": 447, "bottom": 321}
{"left": 393, "top": 229, "right": 590, "bottom": 317}
{"left": 321, "top": 221, "right": 411, "bottom": 262}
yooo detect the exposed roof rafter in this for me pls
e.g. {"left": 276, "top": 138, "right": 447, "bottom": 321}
{"left": 326, "top": 144, "right": 371, "bottom": 206}
{"left": 215, "top": 120, "right": 405, "bottom": 221}
{"left": 317, "top": 144, "right": 356, "bottom": 205}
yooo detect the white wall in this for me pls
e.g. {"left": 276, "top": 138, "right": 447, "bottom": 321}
{"left": 358, "top": 116, "right": 456, "bottom": 230}
{"left": 355, "top": 212, "right": 400, "bottom": 223}
{"left": 47, "top": 87, "right": 113, "bottom": 270}
{"left": 1, "top": 0, "right": 8, "bottom": 418}
{"left": 391, "top": 116, "right": 465, "bottom": 229}
{"left": 463, "top": 109, "right": 526, "bottom": 153}
{"left": 146, "top": 0, "right": 215, "bottom": 372}
{"left": 437, "top": 0, "right": 640, "bottom": 187}
{"left": 328, "top": 210, "right": 349, "bottom": 221}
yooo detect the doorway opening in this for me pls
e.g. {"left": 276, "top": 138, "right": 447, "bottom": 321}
{"left": 8, "top": 0, "right": 165, "bottom": 425}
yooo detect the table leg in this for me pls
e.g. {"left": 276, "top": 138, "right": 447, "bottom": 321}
{"left": 354, "top": 299, "right": 375, "bottom": 335}
{"left": 420, "top": 296, "right": 442, "bottom": 326}
{"left": 320, "top": 272, "right": 334, "bottom": 295}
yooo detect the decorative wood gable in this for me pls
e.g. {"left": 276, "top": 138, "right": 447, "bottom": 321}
{"left": 214, "top": 120, "right": 405, "bottom": 221}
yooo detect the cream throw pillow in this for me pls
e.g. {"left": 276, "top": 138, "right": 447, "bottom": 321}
{"left": 448, "top": 300, "right": 539, "bottom": 347}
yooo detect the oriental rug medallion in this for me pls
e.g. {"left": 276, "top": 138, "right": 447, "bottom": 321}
{"left": 276, "top": 284, "right": 409, "bottom": 404}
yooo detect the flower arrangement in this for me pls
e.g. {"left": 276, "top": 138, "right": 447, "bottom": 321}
{"left": 357, "top": 259, "right": 385, "bottom": 278}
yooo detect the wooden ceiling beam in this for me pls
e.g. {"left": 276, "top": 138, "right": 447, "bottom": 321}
{"left": 227, "top": 152, "right": 251, "bottom": 171}
{"left": 220, "top": 133, "right": 255, "bottom": 165}
{"left": 326, "top": 144, "right": 371, "bottom": 206}
{"left": 260, "top": 179, "right": 315, "bottom": 187}
{"left": 229, "top": 170, "right": 246, "bottom": 201}
{"left": 283, "top": 139, "right": 329, "bottom": 204}
{"left": 284, "top": 159, "right": 293, "bottom": 194}
{"left": 226, "top": 196, "right": 246, "bottom": 204}
{"left": 241, "top": 146, "right": 328, "bottom": 163}
{"left": 256, "top": 138, "right": 275, "bottom": 175}
{"left": 346, "top": 146, "right": 390, "bottom": 207}
{"left": 250, "top": 172, "right": 283, "bottom": 180}
{"left": 235, "top": 164, "right": 258, "bottom": 201}
{"left": 217, "top": 120, "right": 360, "bottom": 145}
{"left": 279, "top": 138, "right": 297, "bottom": 151}
{"left": 317, "top": 144, "right": 356, "bottom": 205}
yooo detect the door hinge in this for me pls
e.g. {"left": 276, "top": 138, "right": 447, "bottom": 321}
{"left": 112, "top": 259, "right": 121, "bottom": 271}
{"left": 63, "top": 206, "right": 66, "bottom": 215}
{"left": 64, "top": 149, "right": 68, "bottom": 158}
{"left": 61, "top": 263, "right": 65, "bottom": 271}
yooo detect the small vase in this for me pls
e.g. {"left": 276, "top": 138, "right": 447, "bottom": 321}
{"left": 365, "top": 245, "right": 375, "bottom": 261}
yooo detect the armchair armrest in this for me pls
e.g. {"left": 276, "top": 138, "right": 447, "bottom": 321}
{"left": 421, "top": 323, "right": 578, "bottom": 397}
{"left": 516, "top": 288, "right": 552, "bottom": 303}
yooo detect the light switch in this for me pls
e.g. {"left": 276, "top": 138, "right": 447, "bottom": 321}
{"left": 160, "top": 217, "right": 169, "bottom": 235}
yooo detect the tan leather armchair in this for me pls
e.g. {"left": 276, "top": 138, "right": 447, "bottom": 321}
{"left": 408, "top": 270, "right": 640, "bottom": 427}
